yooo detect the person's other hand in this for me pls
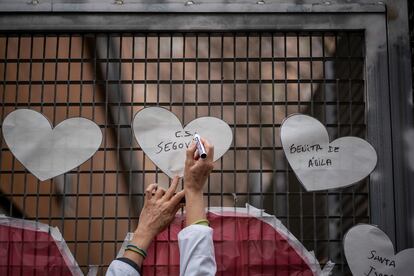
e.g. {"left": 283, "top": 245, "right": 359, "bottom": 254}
{"left": 184, "top": 138, "right": 214, "bottom": 193}
{"left": 133, "top": 176, "right": 184, "bottom": 249}
{"left": 183, "top": 138, "right": 214, "bottom": 226}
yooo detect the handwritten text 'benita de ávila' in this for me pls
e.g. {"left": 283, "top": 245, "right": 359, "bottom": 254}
{"left": 289, "top": 143, "right": 340, "bottom": 168}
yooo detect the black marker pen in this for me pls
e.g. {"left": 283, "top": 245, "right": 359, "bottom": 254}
{"left": 194, "top": 133, "right": 207, "bottom": 159}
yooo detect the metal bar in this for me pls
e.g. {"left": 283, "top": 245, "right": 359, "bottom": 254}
{"left": 271, "top": 32, "right": 277, "bottom": 217}
{"left": 348, "top": 32, "right": 357, "bottom": 232}
{"left": 1, "top": 191, "right": 370, "bottom": 196}
{"left": 297, "top": 33, "right": 304, "bottom": 245}
{"left": 0, "top": 79, "right": 366, "bottom": 85}
{"left": 86, "top": 32, "right": 97, "bottom": 269}
{"left": 0, "top": 1, "right": 386, "bottom": 13}
{"left": 154, "top": 35, "right": 160, "bottom": 189}
{"left": 142, "top": 34, "right": 148, "bottom": 212}
{"left": 208, "top": 33, "right": 212, "bottom": 208}
{"left": 47, "top": 33, "right": 60, "bottom": 272}
{"left": 128, "top": 31, "right": 135, "bottom": 236}
{"left": 73, "top": 34, "right": 83, "bottom": 262}
{"left": 0, "top": 101, "right": 367, "bottom": 107}
{"left": 0, "top": 13, "right": 386, "bottom": 31}
{"left": 322, "top": 32, "right": 331, "bottom": 262}
{"left": 13, "top": 36, "right": 23, "bottom": 276}
{"left": 49, "top": 34, "right": 57, "bottom": 229}
{"left": 0, "top": 168, "right": 369, "bottom": 174}
{"left": 220, "top": 34, "right": 224, "bottom": 206}
{"left": 0, "top": 35, "right": 7, "bottom": 219}
{"left": 114, "top": 33, "right": 122, "bottom": 257}
{"left": 246, "top": 32, "right": 251, "bottom": 273}
{"left": 22, "top": 34, "right": 33, "bottom": 224}
{"left": 167, "top": 32, "right": 173, "bottom": 276}
{"left": 61, "top": 31, "right": 72, "bottom": 240}
{"left": 219, "top": 34, "right": 225, "bottom": 276}
{"left": 334, "top": 33, "right": 345, "bottom": 273}
{"left": 386, "top": 0, "right": 414, "bottom": 249}
{"left": 258, "top": 33, "right": 264, "bottom": 274}
{"left": 153, "top": 33, "right": 160, "bottom": 276}
{"left": 34, "top": 33, "right": 47, "bottom": 274}
{"left": 9, "top": 35, "right": 20, "bottom": 225}
{"left": 0, "top": 216, "right": 367, "bottom": 224}
{"left": 363, "top": 14, "right": 396, "bottom": 243}
{"left": 0, "top": 144, "right": 368, "bottom": 152}
{"left": 309, "top": 33, "right": 318, "bottom": 256}
{"left": 99, "top": 33, "right": 110, "bottom": 269}
{"left": 232, "top": 33, "right": 236, "bottom": 209}
{"left": 0, "top": 56, "right": 367, "bottom": 63}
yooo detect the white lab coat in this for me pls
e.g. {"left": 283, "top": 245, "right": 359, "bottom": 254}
{"left": 106, "top": 225, "right": 216, "bottom": 276}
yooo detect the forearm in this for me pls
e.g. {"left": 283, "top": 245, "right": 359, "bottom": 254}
{"left": 185, "top": 190, "right": 206, "bottom": 226}
{"left": 122, "top": 231, "right": 153, "bottom": 268}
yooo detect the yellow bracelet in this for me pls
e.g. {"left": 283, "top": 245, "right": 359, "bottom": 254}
{"left": 193, "top": 219, "right": 210, "bottom": 226}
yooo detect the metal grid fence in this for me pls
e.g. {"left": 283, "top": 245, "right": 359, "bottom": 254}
{"left": 0, "top": 31, "right": 367, "bottom": 275}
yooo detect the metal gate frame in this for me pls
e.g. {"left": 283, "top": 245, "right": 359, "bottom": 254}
{"left": 0, "top": 0, "right": 413, "bottom": 252}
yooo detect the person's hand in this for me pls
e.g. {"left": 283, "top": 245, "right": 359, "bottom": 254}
{"left": 124, "top": 177, "right": 184, "bottom": 267}
{"left": 184, "top": 138, "right": 214, "bottom": 193}
{"left": 131, "top": 177, "right": 184, "bottom": 251}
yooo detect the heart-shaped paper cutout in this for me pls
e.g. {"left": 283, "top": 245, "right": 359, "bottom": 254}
{"left": 344, "top": 224, "right": 414, "bottom": 276}
{"left": 2, "top": 109, "right": 102, "bottom": 181}
{"left": 280, "top": 114, "right": 377, "bottom": 191}
{"left": 0, "top": 215, "right": 83, "bottom": 275}
{"left": 132, "top": 107, "right": 233, "bottom": 178}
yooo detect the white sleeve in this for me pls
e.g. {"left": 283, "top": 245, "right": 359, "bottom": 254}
{"left": 178, "top": 225, "right": 217, "bottom": 276}
{"left": 106, "top": 259, "right": 141, "bottom": 276}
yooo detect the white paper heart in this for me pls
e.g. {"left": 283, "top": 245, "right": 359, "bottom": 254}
{"left": 344, "top": 224, "right": 414, "bottom": 276}
{"left": 2, "top": 109, "right": 102, "bottom": 181}
{"left": 280, "top": 114, "right": 377, "bottom": 191}
{"left": 132, "top": 107, "right": 233, "bottom": 178}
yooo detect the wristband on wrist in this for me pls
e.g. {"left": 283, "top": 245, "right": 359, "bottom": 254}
{"left": 192, "top": 219, "right": 210, "bottom": 226}
{"left": 125, "top": 244, "right": 148, "bottom": 259}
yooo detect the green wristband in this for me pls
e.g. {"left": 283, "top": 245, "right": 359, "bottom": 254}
{"left": 193, "top": 219, "right": 210, "bottom": 226}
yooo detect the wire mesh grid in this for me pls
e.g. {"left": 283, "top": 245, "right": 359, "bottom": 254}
{"left": 0, "top": 31, "right": 368, "bottom": 275}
